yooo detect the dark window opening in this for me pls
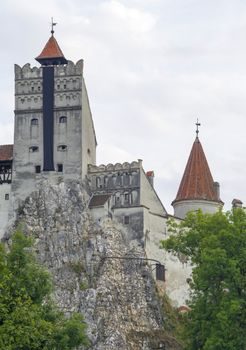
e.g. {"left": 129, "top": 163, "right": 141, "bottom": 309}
{"left": 57, "top": 84, "right": 60, "bottom": 89}
{"left": 29, "top": 146, "right": 39, "bottom": 153}
{"left": 5, "top": 194, "right": 9, "bottom": 200}
{"left": 124, "top": 193, "right": 129, "bottom": 201}
{"left": 31, "top": 118, "right": 38, "bottom": 126}
{"left": 35, "top": 165, "right": 41, "bottom": 174}
{"left": 57, "top": 164, "right": 63, "bottom": 172}
{"left": 124, "top": 216, "right": 129, "bottom": 225}
{"left": 57, "top": 145, "right": 67, "bottom": 151}
{"left": 87, "top": 148, "right": 91, "bottom": 155}
{"left": 64, "top": 84, "right": 67, "bottom": 89}
{"left": 96, "top": 177, "right": 101, "bottom": 188}
{"left": 59, "top": 116, "right": 67, "bottom": 123}
{"left": 38, "top": 86, "right": 41, "bottom": 91}
{"left": 31, "top": 86, "right": 34, "bottom": 92}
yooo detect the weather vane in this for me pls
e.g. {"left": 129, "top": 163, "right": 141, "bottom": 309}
{"left": 196, "top": 118, "right": 201, "bottom": 137}
{"left": 51, "top": 17, "right": 57, "bottom": 35}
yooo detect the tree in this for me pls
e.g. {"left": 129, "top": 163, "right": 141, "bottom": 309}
{"left": 161, "top": 209, "right": 246, "bottom": 350}
{"left": 0, "top": 230, "right": 89, "bottom": 350}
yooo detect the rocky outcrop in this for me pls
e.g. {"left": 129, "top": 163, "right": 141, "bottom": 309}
{"left": 5, "top": 180, "right": 166, "bottom": 349}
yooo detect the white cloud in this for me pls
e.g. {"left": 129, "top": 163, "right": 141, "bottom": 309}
{"left": 1, "top": 0, "right": 246, "bottom": 213}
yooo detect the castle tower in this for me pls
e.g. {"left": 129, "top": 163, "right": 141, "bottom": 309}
{"left": 172, "top": 122, "right": 223, "bottom": 219}
{"left": 12, "top": 26, "right": 97, "bottom": 204}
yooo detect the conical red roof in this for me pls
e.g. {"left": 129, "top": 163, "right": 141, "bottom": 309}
{"left": 35, "top": 35, "right": 67, "bottom": 65}
{"left": 173, "top": 137, "right": 222, "bottom": 204}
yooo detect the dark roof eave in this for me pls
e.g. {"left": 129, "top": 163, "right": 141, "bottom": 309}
{"left": 35, "top": 56, "right": 68, "bottom": 65}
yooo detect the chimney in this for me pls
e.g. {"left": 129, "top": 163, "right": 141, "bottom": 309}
{"left": 213, "top": 182, "right": 220, "bottom": 200}
{"left": 146, "top": 171, "right": 154, "bottom": 187}
{"left": 232, "top": 198, "right": 243, "bottom": 209}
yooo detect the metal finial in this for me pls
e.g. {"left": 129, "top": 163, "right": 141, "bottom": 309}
{"left": 196, "top": 118, "right": 201, "bottom": 138}
{"left": 51, "top": 17, "right": 57, "bottom": 35}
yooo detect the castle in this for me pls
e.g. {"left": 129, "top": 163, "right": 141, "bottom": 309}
{"left": 0, "top": 29, "right": 225, "bottom": 305}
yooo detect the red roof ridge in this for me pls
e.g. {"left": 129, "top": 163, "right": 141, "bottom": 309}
{"left": 173, "top": 137, "right": 223, "bottom": 204}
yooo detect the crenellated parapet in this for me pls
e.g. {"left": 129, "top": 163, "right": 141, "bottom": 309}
{"left": 15, "top": 60, "right": 83, "bottom": 81}
{"left": 15, "top": 61, "right": 83, "bottom": 110}
{"left": 15, "top": 63, "right": 42, "bottom": 80}
{"left": 88, "top": 160, "right": 142, "bottom": 173}
{"left": 55, "top": 60, "right": 83, "bottom": 76}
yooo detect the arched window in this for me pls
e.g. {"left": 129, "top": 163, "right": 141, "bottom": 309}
{"left": 29, "top": 146, "right": 39, "bottom": 153}
{"left": 57, "top": 145, "right": 67, "bottom": 151}
{"left": 104, "top": 176, "right": 108, "bottom": 188}
{"left": 96, "top": 177, "right": 102, "bottom": 188}
{"left": 59, "top": 116, "right": 67, "bottom": 123}
{"left": 31, "top": 118, "right": 38, "bottom": 126}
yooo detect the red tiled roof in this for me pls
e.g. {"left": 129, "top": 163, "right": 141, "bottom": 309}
{"left": 35, "top": 35, "right": 66, "bottom": 62}
{"left": 146, "top": 171, "right": 154, "bottom": 177}
{"left": 173, "top": 137, "right": 222, "bottom": 204}
{"left": 0, "top": 144, "right": 13, "bottom": 161}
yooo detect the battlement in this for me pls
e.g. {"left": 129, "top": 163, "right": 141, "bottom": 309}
{"left": 14, "top": 60, "right": 84, "bottom": 80}
{"left": 88, "top": 160, "right": 142, "bottom": 173}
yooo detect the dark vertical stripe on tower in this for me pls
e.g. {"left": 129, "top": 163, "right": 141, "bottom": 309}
{"left": 42, "top": 66, "right": 55, "bottom": 171}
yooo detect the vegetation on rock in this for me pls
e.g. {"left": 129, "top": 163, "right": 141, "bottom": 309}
{"left": 162, "top": 209, "right": 246, "bottom": 350}
{"left": 0, "top": 229, "right": 89, "bottom": 350}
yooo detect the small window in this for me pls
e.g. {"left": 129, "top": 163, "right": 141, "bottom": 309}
{"left": 59, "top": 116, "right": 67, "bottom": 123}
{"left": 124, "top": 193, "right": 129, "bottom": 201}
{"left": 87, "top": 148, "right": 91, "bottom": 155}
{"left": 124, "top": 216, "right": 129, "bottom": 225}
{"left": 57, "top": 164, "right": 63, "bottom": 172}
{"left": 5, "top": 194, "right": 9, "bottom": 200}
{"left": 35, "top": 165, "right": 41, "bottom": 174}
{"left": 57, "top": 145, "right": 67, "bottom": 151}
{"left": 31, "top": 118, "right": 38, "bottom": 126}
{"left": 57, "top": 84, "right": 60, "bottom": 89}
{"left": 64, "top": 84, "right": 67, "bottom": 89}
{"left": 29, "top": 146, "right": 39, "bottom": 153}
{"left": 38, "top": 86, "right": 41, "bottom": 91}
{"left": 31, "top": 86, "right": 34, "bottom": 92}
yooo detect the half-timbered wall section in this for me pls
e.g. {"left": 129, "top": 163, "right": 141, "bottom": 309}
{"left": 0, "top": 145, "right": 13, "bottom": 238}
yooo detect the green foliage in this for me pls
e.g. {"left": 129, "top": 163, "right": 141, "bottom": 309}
{"left": 162, "top": 209, "right": 246, "bottom": 350}
{"left": 0, "top": 230, "right": 89, "bottom": 349}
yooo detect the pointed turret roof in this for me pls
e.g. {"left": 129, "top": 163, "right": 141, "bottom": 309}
{"left": 35, "top": 34, "right": 67, "bottom": 65}
{"left": 172, "top": 136, "right": 223, "bottom": 204}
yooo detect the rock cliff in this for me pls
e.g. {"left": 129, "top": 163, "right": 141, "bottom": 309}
{"left": 4, "top": 180, "right": 168, "bottom": 349}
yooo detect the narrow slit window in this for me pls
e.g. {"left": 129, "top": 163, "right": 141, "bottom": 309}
{"left": 5, "top": 194, "right": 9, "bottom": 200}
{"left": 124, "top": 216, "right": 129, "bottom": 225}
{"left": 35, "top": 165, "right": 41, "bottom": 174}
{"left": 57, "top": 164, "right": 63, "bottom": 172}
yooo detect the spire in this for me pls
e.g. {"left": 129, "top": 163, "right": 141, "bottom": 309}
{"left": 172, "top": 125, "right": 223, "bottom": 205}
{"left": 195, "top": 118, "right": 201, "bottom": 140}
{"left": 35, "top": 19, "right": 67, "bottom": 65}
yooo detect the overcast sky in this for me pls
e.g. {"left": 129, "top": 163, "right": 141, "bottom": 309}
{"left": 1, "top": 0, "right": 246, "bottom": 213}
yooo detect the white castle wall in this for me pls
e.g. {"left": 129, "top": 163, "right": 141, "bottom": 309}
{"left": 173, "top": 199, "right": 222, "bottom": 219}
{"left": 0, "top": 183, "right": 11, "bottom": 238}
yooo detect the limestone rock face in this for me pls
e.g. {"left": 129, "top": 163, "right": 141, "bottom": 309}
{"left": 6, "top": 180, "right": 165, "bottom": 349}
